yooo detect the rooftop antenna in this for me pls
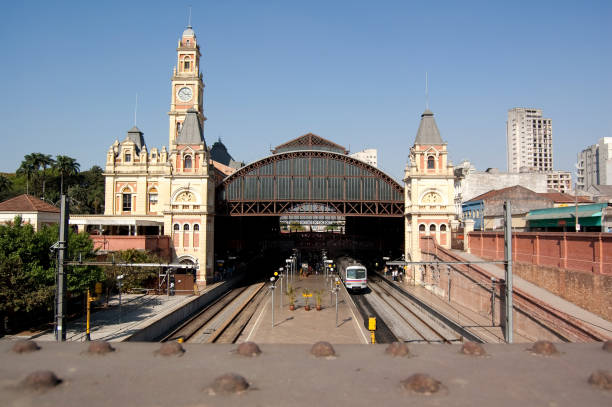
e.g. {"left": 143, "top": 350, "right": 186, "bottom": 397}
{"left": 425, "top": 72, "right": 429, "bottom": 110}
{"left": 134, "top": 93, "right": 138, "bottom": 126}
{"left": 188, "top": 5, "right": 192, "bottom": 27}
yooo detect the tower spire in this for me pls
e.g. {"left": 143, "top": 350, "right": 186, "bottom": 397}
{"left": 188, "top": 5, "right": 192, "bottom": 28}
{"left": 134, "top": 93, "right": 138, "bottom": 126}
{"left": 425, "top": 72, "right": 429, "bottom": 111}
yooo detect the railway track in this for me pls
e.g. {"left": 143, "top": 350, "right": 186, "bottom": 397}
{"left": 160, "top": 282, "right": 267, "bottom": 344}
{"left": 350, "top": 293, "right": 399, "bottom": 344}
{"left": 367, "top": 276, "right": 461, "bottom": 344}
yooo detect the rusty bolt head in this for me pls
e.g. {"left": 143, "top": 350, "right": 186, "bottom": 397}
{"left": 21, "top": 371, "right": 62, "bottom": 389}
{"left": 602, "top": 340, "right": 612, "bottom": 353}
{"left": 400, "top": 373, "right": 443, "bottom": 395}
{"left": 528, "top": 340, "right": 559, "bottom": 356}
{"left": 385, "top": 341, "right": 410, "bottom": 357}
{"left": 588, "top": 370, "right": 612, "bottom": 390}
{"left": 460, "top": 341, "right": 487, "bottom": 356}
{"left": 155, "top": 341, "right": 185, "bottom": 356}
{"left": 12, "top": 340, "right": 40, "bottom": 354}
{"left": 310, "top": 341, "right": 336, "bottom": 357}
{"left": 236, "top": 342, "right": 261, "bottom": 357}
{"left": 210, "top": 373, "right": 249, "bottom": 395}
{"left": 87, "top": 341, "right": 115, "bottom": 355}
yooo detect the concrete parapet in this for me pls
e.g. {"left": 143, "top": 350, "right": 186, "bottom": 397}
{"left": 2, "top": 341, "right": 611, "bottom": 406}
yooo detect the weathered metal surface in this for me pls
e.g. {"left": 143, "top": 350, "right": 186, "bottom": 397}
{"left": 1, "top": 341, "right": 611, "bottom": 406}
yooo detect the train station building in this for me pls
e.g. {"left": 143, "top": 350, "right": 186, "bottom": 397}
{"left": 70, "top": 25, "right": 459, "bottom": 284}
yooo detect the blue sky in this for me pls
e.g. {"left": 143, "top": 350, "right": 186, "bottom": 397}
{"left": 1, "top": 0, "right": 610, "bottom": 182}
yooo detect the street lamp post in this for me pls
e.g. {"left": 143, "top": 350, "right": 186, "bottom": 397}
{"left": 269, "top": 276, "right": 276, "bottom": 328}
{"left": 116, "top": 274, "right": 124, "bottom": 324}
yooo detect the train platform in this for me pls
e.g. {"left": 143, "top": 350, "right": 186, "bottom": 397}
{"left": 22, "top": 282, "right": 226, "bottom": 343}
{"left": 240, "top": 274, "right": 370, "bottom": 344}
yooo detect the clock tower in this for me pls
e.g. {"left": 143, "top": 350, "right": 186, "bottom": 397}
{"left": 168, "top": 25, "right": 205, "bottom": 150}
{"left": 404, "top": 110, "right": 457, "bottom": 265}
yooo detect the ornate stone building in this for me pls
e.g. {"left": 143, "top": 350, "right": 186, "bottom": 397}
{"left": 404, "top": 110, "right": 457, "bottom": 262}
{"left": 74, "top": 26, "right": 215, "bottom": 282}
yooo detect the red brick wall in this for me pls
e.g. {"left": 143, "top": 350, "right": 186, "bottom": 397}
{"left": 91, "top": 235, "right": 171, "bottom": 260}
{"left": 468, "top": 231, "right": 612, "bottom": 320}
{"left": 469, "top": 232, "right": 612, "bottom": 275}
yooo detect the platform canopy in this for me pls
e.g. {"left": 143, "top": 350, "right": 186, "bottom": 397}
{"left": 69, "top": 216, "right": 163, "bottom": 226}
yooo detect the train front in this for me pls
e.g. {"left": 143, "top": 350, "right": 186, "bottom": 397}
{"left": 345, "top": 265, "right": 367, "bottom": 291}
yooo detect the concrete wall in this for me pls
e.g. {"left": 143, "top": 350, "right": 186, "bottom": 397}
{"left": 469, "top": 231, "right": 612, "bottom": 320}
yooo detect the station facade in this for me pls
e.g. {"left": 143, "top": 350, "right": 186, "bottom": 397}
{"left": 71, "top": 25, "right": 458, "bottom": 284}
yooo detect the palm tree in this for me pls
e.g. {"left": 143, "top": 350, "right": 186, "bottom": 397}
{"left": 53, "top": 155, "right": 80, "bottom": 194}
{"left": 16, "top": 154, "right": 37, "bottom": 195}
{"left": 31, "top": 153, "right": 55, "bottom": 199}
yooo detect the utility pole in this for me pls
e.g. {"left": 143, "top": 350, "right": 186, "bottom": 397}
{"left": 55, "top": 195, "right": 68, "bottom": 341}
{"left": 503, "top": 200, "right": 513, "bottom": 343}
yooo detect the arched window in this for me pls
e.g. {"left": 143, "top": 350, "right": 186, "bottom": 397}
{"left": 183, "top": 224, "right": 190, "bottom": 231}
{"left": 193, "top": 224, "right": 200, "bottom": 231}
{"left": 427, "top": 156, "right": 435, "bottom": 169}
{"left": 122, "top": 193, "right": 132, "bottom": 212}
{"left": 440, "top": 224, "right": 447, "bottom": 232}
{"left": 183, "top": 57, "right": 191, "bottom": 71}
{"left": 186, "top": 39, "right": 190, "bottom": 46}
{"left": 419, "top": 224, "right": 426, "bottom": 232}
{"left": 430, "top": 224, "right": 437, "bottom": 232}
{"left": 124, "top": 152, "right": 132, "bottom": 163}
{"left": 173, "top": 224, "right": 180, "bottom": 231}
{"left": 184, "top": 155, "right": 192, "bottom": 169}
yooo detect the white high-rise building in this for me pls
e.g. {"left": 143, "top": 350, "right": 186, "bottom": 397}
{"left": 506, "top": 108, "right": 553, "bottom": 173}
{"left": 577, "top": 137, "right": 612, "bottom": 191}
{"left": 350, "top": 148, "right": 377, "bottom": 168}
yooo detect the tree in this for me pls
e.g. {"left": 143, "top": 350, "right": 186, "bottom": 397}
{"left": 67, "top": 166, "right": 105, "bottom": 214}
{"left": 0, "top": 217, "right": 102, "bottom": 333}
{"left": 0, "top": 175, "right": 9, "bottom": 191}
{"left": 16, "top": 154, "right": 37, "bottom": 195}
{"left": 31, "top": 153, "right": 55, "bottom": 199}
{"left": 53, "top": 155, "right": 80, "bottom": 194}
{"left": 101, "top": 249, "right": 160, "bottom": 305}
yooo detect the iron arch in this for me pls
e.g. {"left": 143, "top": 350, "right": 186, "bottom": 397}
{"left": 217, "top": 150, "right": 404, "bottom": 217}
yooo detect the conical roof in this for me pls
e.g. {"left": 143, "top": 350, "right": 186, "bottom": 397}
{"left": 414, "top": 109, "right": 444, "bottom": 145}
{"left": 176, "top": 109, "right": 206, "bottom": 146}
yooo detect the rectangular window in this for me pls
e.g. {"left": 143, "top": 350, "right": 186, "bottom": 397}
{"left": 122, "top": 194, "right": 132, "bottom": 212}
{"left": 125, "top": 153, "right": 131, "bottom": 162}
{"left": 184, "top": 61, "right": 190, "bottom": 70}
{"left": 148, "top": 193, "right": 158, "bottom": 212}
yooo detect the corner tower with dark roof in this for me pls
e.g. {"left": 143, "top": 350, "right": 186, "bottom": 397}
{"left": 404, "top": 110, "right": 457, "bottom": 269}
{"left": 169, "top": 25, "right": 205, "bottom": 151}
{"left": 99, "top": 25, "right": 215, "bottom": 284}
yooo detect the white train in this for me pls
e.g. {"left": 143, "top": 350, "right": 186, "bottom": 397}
{"left": 336, "top": 256, "right": 367, "bottom": 291}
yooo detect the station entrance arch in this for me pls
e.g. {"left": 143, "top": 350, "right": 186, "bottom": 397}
{"left": 215, "top": 134, "right": 405, "bottom": 261}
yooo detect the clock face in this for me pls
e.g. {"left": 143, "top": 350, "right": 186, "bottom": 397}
{"left": 177, "top": 87, "right": 193, "bottom": 102}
